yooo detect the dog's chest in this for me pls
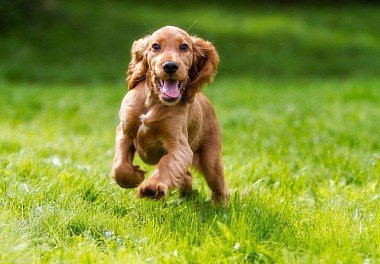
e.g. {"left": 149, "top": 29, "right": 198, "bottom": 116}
{"left": 138, "top": 109, "right": 153, "bottom": 134}
{"left": 134, "top": 109, "right": 166, "bottom": 165}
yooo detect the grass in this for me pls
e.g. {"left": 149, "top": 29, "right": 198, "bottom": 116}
{"left": 1, "top": 78, "right": 379, "bottom": 263}
{"left": 1, "top": 1, "right": 380, "bottom": 263}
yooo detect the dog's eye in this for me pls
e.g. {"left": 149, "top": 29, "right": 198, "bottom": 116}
{"left": 152, "top": 43, "right": 160, "bottom": 51}
{"left": 180, "top": 44, "right": 189, "bottom": 51}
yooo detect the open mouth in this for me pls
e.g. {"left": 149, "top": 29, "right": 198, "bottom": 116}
{"left": 156, "top": 78, "right": 183, "bottom": 102}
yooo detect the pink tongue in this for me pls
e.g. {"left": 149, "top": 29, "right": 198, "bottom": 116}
{"left": 162, "top": 80, "right": 180, "bottom": 98}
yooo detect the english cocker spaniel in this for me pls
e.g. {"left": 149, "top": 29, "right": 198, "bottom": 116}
{"left": 111, "top": 26, "right": 228, "bottom": 204}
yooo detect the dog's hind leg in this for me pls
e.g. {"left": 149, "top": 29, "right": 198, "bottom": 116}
{"left": 179, "top": 170, "right": 193, "bottom": 197}
{"left": 193, "top": 142, "right": 228, "bottom": 204}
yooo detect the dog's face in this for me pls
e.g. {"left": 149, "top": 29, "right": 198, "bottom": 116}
{"left": 147, "top": 27, "right": 193, "bottom": 104}
{"left": 127, "top": 26, "right": 219, "bottom": 105}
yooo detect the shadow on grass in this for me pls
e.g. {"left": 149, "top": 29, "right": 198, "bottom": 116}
{"left": 105, "top": 190, "right": 297, "bottom": 262}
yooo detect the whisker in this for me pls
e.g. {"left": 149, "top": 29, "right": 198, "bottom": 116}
{"left": 186, "top": 19, "right": 198, "bottom": 32}
{"left": 143, "top": 21, "right": 153, "bottom": 33}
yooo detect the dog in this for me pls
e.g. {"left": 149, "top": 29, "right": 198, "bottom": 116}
{"left": 111, "top": 26, "right": 228, "bottom": 204}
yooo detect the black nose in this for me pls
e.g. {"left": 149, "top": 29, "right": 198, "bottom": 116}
{"left": 162, "top": 61, "right": 179, "bottom": 74}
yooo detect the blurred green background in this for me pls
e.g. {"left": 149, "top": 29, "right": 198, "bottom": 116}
{"left": 1, "top": 2, "right": 380, "bottom": 262}
{"left": 1, "top": 0, "right": 379, "bottom": 84}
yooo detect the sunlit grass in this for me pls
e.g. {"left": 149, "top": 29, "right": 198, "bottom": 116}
{"left": 1, "top": 77, "right": 379, "bottom": 263}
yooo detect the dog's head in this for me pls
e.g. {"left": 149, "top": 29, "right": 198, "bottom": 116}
{"left": 127, "top": 26, "right": 219, "bottom": 105}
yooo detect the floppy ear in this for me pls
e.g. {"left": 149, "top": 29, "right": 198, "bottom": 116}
{"left": 184, "top": 37, "right": 219, "bottom": 102}
{"left": 126, "top": 36, "right": 150, "bottom": 89}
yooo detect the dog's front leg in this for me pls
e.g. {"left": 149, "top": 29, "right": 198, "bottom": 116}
{"left": 111, "top": 123, "right": 145, "bottom": 188}
{"left": 137, "top": 136, "right": 193, "bottom": 199}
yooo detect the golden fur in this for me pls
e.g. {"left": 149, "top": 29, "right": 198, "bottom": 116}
{"left": 111, "top": 26, "right": 228, "bottom": 203}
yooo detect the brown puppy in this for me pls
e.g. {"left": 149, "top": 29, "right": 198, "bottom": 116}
{"left": 111, "top": 26, "right": 228, "bottom": 203}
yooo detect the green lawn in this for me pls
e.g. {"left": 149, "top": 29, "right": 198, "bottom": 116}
{"left": 1, "top": 1, "right": 380, "bottom": 263}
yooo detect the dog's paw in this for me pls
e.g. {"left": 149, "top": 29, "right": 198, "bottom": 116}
{"left": 111, "top": 163, "right": 145, "bottom": 188}
{"left": 137, "top": 178, "right": 168, "bottom": 200}
{"left": 212, "top": 191, "right": 229, "bottom": 206}
{"left": 132, "top": 165, "right": 146, "bottom": 178}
